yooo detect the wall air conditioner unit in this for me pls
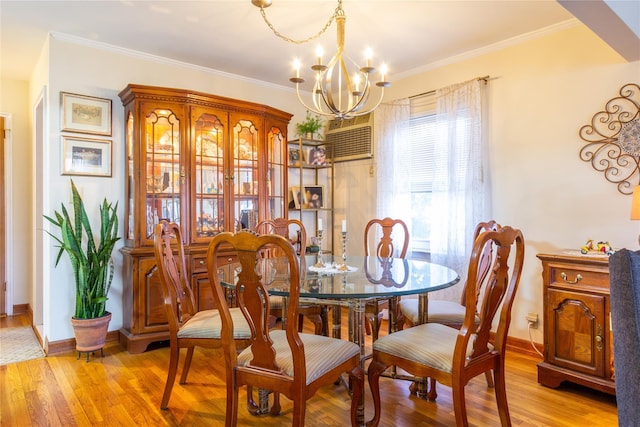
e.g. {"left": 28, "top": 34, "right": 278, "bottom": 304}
{"left": 326, "top": 113, "right": 374, "bottom": 162}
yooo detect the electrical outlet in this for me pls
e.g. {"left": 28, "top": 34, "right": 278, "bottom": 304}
{"left": 527, "top": 312, "right": 538, "bottom": 327}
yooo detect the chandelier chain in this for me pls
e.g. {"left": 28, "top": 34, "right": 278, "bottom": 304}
{"left": 258, "top": 0, "right": 343, "bottom": 45}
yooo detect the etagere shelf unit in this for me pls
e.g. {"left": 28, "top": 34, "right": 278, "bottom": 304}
{"left": 287, "top": 137, "right": 334, "bottom": 256}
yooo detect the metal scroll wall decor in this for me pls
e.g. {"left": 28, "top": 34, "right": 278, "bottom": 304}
{"left": 578, "top": 83, "right": 640, "bottom": 195}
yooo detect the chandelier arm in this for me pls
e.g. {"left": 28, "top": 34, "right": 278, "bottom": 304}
{"left": 351, "top": 88, "right": 386, "bottom": 117}
{"left": 347, "top": 86, "right": 371, "bottom": 114}
{"left": 294, "top": 83, "right": 335, "bottom": 118}
{"left": 258, "top": 0, "right": 343, "bottom": 45}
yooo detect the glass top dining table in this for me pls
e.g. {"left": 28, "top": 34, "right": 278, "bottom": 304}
{"left": 219, "top": 254, "right": 460, "bottom": 359}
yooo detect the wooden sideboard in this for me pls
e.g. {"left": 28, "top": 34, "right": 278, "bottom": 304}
{"left": 537, "top": 251, "right": 615, "bottom": 395}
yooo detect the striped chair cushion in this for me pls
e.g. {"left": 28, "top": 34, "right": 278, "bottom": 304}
{"left": 178, "top": 308, "right": 252, "bottom": 339}
{"left": 269, "top": 295, "right": 284, "bottom": 310}
{"left": 399, "top": 299, "right": 478, "bottom": 325}
{"left": 237, "top": 330, "right": 360, "bottom": 384}
{"left": 372, "top": 322, "right": 476, "bottom": 373}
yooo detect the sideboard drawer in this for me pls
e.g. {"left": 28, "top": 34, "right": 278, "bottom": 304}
{"left": 191, "top": 255, "right": 208, "bottom": 273}
{"left": 549, "top": 265, "right": 609, "bottom": 289}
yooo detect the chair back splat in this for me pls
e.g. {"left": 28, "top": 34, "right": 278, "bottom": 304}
{"left": 207, "top": 231, "right": 364, "bottom": 427}
{"left": 399, "top": 220, "right": 500, "bottom": 330}
{"left": 256, "top": 217, "right": 328, "bottom": 336}
{"left": 364, "top": 217, "right": 409, "bottom": 258}
{"left": 366, "top": 225, "right": 525, "bottom": 427}
{"left": 363, "top": 217, "right": 410, "bottom": 340}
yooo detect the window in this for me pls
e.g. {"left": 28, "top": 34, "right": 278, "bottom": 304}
{"left": 407, "top": 94, "right": 436, "bottom": 255}
{"left": 407, "top": 89, "right": 484, "bottom": 259}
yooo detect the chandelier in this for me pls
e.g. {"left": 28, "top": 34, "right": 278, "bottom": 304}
{"left": 251, "top": 0, "right": 390, "bottom": 119}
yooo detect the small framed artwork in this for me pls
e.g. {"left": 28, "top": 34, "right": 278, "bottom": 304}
{"left": 290, "top": 186, "right": 303, "bottom": 209}
{"left": 303, "top": 185, "right": 324, "bottom": 209}
{"left": 61, "top": 92, "right": 112, "bottom": 136}
{"left": 306, "top": 146, "right": 327, "bottom": 166}
{"left": 61, "top": 136, "right": 112, "bottom": 177}
{"left": 288, "top": 147, "right": 303, "bottom": 166}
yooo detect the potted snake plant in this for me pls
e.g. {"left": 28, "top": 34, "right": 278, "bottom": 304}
{"left": 45, "top": 179, "right": 119, "bottom": 359}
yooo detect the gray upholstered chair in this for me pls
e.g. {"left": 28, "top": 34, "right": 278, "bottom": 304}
{"left": 608, "top": 248, "right": 640, "bottom": 427}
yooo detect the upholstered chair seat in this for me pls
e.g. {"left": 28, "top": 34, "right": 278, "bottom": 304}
{"left": 177, "top": 308, "right": 251, "bottom": 340}
{"left": 398, "top": 299, "right": 480, "bottom": 327}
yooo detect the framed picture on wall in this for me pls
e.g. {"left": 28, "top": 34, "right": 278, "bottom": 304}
{"left": 61, "top": 92, "right": 112, "bottom": 136}
{"left": 61, "top": 136, "right": 112, "bottom": 177}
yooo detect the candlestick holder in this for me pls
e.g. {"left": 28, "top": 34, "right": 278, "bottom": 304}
{"left": 314, "top": 230, "right": 325, "bottom": 268}
{"left": 338, "top": 231, "right": 348, "bottom": 271}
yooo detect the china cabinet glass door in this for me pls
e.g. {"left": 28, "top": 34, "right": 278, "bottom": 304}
{"left": 192, "top": 107, "right": 227, "bottom": 243}
{"left": 267, "top": 125, "right": 286, "bottom": 219}
{"left": 143, "top": 107, "right": 183, "bottom": 242}
{"left": 125, "top": 112, "right": 135, "bottom": 242}
{"left": 231, "top": 116, "right": 259, "bottom": 231}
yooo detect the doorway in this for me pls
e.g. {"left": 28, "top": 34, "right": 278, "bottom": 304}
{"left": 1, "top": 116, "right": 5, "bottom": 317}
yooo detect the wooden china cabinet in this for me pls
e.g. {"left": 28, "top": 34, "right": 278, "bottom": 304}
{"left": 118, "top": 84, "right": 292, "bottom": 353}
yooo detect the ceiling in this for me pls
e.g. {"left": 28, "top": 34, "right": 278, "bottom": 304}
{"left": 1, "top": 1, "right": 638, "bottom": 87}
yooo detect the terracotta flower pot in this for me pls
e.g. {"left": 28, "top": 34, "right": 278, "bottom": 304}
{"left": 70, "top": 312, "right": 112, "bottom": 352}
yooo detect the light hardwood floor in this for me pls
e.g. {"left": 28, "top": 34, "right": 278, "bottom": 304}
{"left": 1, "top": 314, "right": 618, "bottom": 426}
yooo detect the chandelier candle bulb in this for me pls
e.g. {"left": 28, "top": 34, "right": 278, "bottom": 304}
{"left": 294, "top": 59, "right": 300, "bottom": 79}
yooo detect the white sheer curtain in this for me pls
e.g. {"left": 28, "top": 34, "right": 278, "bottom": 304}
{"left": 374, "top": 99, "right": 411, "bottom": 254}
{"left": 430, "top": 78, "right": 491, "bottom": 301}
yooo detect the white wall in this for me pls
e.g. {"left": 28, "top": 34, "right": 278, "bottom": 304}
{"left": 334, "top": 22, "right": 640, "bottom": 343}
{"left": 35, "top": 36, "right": 309, "bottom": 342}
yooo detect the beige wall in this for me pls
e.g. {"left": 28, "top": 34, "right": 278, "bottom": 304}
{"left": 334, "top": 22, "right": 640, "bottom": 342}
{"left": 0, "top": 78, "right": 33, "bottom": 312}
{"left": 3, "top": 21, "right": 639, "bottom": 345}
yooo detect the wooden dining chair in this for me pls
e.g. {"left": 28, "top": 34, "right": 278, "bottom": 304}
{"left": 207, "top": 230, "right": 364, "bottom": 427}
{"left": 256, "top": 217, "right": 329, "bottom": 335}
{"left": 399, "top": 220, "right": 500, "bottom": 328}
{"left": 363, "top": 217, "right": 410, "bottom": 341}
{"left": 398, "top": 220, "right": 500, "bottom": 394}
{"left": 153, "top": 221, "right": 252, "bottom": 410}
{"left": 366, "top": 225, "right": 525, "bottom": 427}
